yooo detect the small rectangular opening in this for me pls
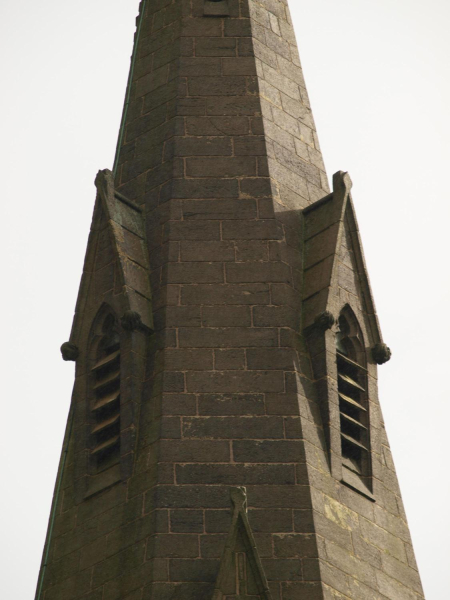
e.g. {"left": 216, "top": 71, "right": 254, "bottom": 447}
{"left": 204, "top": 0, "right": 230, "bottom": 17}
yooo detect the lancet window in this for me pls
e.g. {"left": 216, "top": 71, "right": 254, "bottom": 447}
{"left": 335, "top": 307, "right": 371, "bottom": 488}
{"left": 90, "top": 312, "right": 121, "bottom": 473}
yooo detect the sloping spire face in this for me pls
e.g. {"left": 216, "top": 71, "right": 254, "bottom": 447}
{"left": 36, "top": 2, "right": 424, "bottom": 600}
{"left": 114, "top": 0, "right": 329, "bottom": 209}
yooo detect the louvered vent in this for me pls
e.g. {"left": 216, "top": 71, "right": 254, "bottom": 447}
{"left": 336, "top": 311, "right": 370, "bottom": 483}
{"left": 91, "top": 318, "right": 120, "bottom": 472}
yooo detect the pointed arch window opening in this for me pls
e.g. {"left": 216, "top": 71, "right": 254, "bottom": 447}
{"left": 335, "top": 308, "right": 372, "bottom": 488}
{"left": 90, "top": 312, "right": 121, "bottom": 473}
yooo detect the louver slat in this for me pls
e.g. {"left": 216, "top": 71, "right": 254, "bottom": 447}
{"left": 93, "top": 389, "right": 120, "bottom": 411}
{"left": 93, "top": 370, "right": 121, "bottom": 391}
{"left": 92, "top": 413, "right": 120, "bottom": 434}
{"left": 337, "top": 352, "right": 368, "bottom": 372}
{"left": 340, "top": 412, "right": 368, "bottom": 430}
{"left": 92, "top": 349, "right": 120, "bottom": 371}
{"left": 341, "top": 433, "right": 369, "bottom": 451}
{"left": 338, "top": 372, "right": 365, "bottom": 391}
{"left": 91, "top": 435, "right": 120, "bottom": 455}
{"left": 338, "top": 392, "right": 367, "bottom": 412}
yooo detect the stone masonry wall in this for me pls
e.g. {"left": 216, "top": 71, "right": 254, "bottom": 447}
{"left": 36, "top": 1, "right": 424, "bottom": 599}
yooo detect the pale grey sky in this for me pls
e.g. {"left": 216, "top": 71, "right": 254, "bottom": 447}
{"left": 0, "top": 1, "right": 448, "bottom": 598}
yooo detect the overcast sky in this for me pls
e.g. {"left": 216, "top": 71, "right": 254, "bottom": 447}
{"left": 1, "top": 1, "right": 448, "bottom": 598}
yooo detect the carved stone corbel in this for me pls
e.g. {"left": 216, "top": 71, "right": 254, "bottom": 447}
{"left": 121, "top": 310, "right": 144, "bottom": 332}
{"left": 372, "top": 343, "right": 392, "bottom": 365}
{"left": 60, "top": 342, "right": 79, "bottom": 361}
{"left": 314, "top": 310, "right": 336, "bottom": 331}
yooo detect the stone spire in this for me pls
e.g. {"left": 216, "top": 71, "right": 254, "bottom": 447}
{"left": 35, "top": 2, "right": 424, "bottom": 599}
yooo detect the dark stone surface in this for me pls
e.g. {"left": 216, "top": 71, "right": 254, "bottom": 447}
{"left": 37, "top": 1, "right": 424, "bottom": 600}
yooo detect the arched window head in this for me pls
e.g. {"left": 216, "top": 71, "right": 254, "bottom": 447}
{"left": 335, "top": 307, "right": 371, "bottom": 489}
{"left": 90, "top": 309, "right": 121, "bottom": 473}
{"left": 99, "top": 314, "right": 120, "bottom": 355}
{"left": 336, "top": 308, "right": 366, "bottom": 366}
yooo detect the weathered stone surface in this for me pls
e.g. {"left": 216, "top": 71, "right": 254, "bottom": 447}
{"left": 36, "top": 2, "right": 423, "bottom": 600}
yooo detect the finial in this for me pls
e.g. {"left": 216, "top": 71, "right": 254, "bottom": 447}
{"left": 333, "top": 171, "right": 353, "bottom": 196}
{"left": 230, "top": 487, "right": 247, "bottom": 512}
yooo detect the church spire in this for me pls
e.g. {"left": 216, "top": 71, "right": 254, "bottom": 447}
{"left": 36, "top": 2, "right": 424, "bottom": 599}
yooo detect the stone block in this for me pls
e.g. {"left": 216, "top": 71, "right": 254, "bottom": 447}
{"left": 172, "top": 136, "right": 232, "bottom": 156}
{"left": 376, "top": 572, "right": 423, "bottom": 600}
{"left": 223, "top": 57, "right": 258, "bottom": 75}
{"left": 170, "top": 510, "right": 204, "bottom": 533}
{"left": 200, "top": 534, "right": 227, "bottom": 558}
{"left": 160, "top": 394, "right": 197, "bottom": 416}
{"left": 188, "top": 76, "right": 247, "bottom": 96}
{"left": 248, "top": 509, "right": 293, "bottom": 533}
{"left": 253, "top": 305, "right": 298, "bottom": 327}
{"left": 178, "top": 326, "right": 278, "bottom": 348}
{"left": 182, "top": 416, "right": 284, "bottom": 439}
{"left": 176, "top": 463, "right": 296, "bottom": 485}
{"left": 181, "top": 283, "right": 270, "bottom": 305}
{"left": 198, "top": 393, "right": 265, "bottom": 415}
{"left": 186, "top": 116, "right": 249, "bottom": 136}
{"left": 186, "top": 370, "right": 285, "bottom": 393}
{"left": 359, "top": 518, "right": 407, "bottom": 563}
{"left": 224, "top": 18, "right": 252, "bottom": 37}
{"left": 233, "top": 440, "right": 305, "bottom": 463}
{"left": 247, "top": 486, "right": 313, "bottom": 509}
{"left": 235, "top": 240, "right": 269, "bottom": 261}
{"left": 164, "top": 262, "right": 224, "bottom": 284}
{"left": 233, "top": 135, "right": 266, "bottom": 155}
{"left": 164, "top": 349, "right": 213, "bottom": 371}
{"left": 186, "top": 156, "right": 257, "bottom": 177}
{"left": 162, "top": 178, "right": 239, "bottom": 199}
{"left": 246, "top": 348, "right": 295, "bottom": 370}
{"left": 143, "top": 582, "right": 214, "bottom": 600}
{"left": 163, "top": 221, "right": 220, "bottom": 241}
{"left": 180, "top": 241, "right": 235, "bottom": 262}
{"left": 148, "top": 535, "right": 199, "bottom": 559}
{"left": 223, "top": 219, "right": 283, "bottom": 240}
{"left": 196, "top": 37, "right": 237, "bottom": 56}
{"left": 153, "top": 306, "right": 201, "bottom": 330}
{"left": 158, "top": 440, "right": 230, "bottom": 463}
{"left": 380, "top": 554, "right": 423, "bottom": 594}
{"left": 206, "top": 95, "right": 260, "bottom": 116}
{"left": 203, "top": 305, "right": 251, "bottom": 327}
{"left": 169, "top": 559, "right": 219, "bottom": 582}
{"left": 92, "top": 543, "right": 146, "bottom": 588}
{"left": 226, "top": 262, "right": 291, "bottom": 285}
{"left": 325, "top": 540, "right": 377, "bottom": 589}
{"left": 182, "top": 198, "right": 257, "bottom": 220}
{"left": 214, "top": 349, "right": 246, "bottom": 370}
{"left": 281, "top": 582, "right": 323, "bottom": 600}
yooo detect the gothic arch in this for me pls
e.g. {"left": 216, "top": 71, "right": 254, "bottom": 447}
{"left": 336, "top": 304, "right": 367, "bottom": 366}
